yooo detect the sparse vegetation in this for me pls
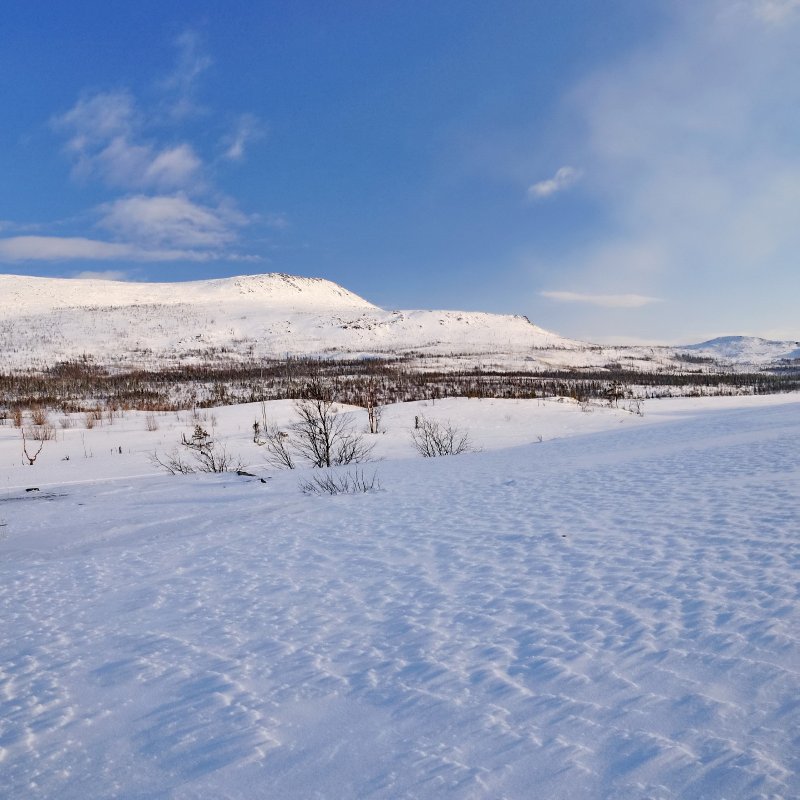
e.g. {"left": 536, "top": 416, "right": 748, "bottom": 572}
{"left": 410, "top": 417, "right": 472, "bottom": 457}
{"left": 257, "top": 377, "right": 374, "bottom": 469}
{"left": 1, "top": 355, "right": 796, "bottom": 417}
{"left": 151, "top": 425, "right": 243, "bottom": 475}
{"left": 299, "top": 468, "right": 381, "bottom": 495}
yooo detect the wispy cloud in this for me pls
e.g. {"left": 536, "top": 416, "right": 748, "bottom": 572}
{"left": 98, "top": 194, "right": 247, "bottom": 249}
{"left": 222, "top": 113, "right": 266, "bottom": 161}
{"left": 0, "top": 235, "right": 219, "bottom": 262}
{"left": 52, "top": 91, "right": 203, "bottom": 191}
{"left": 0, "top": 31, "right": 271, "bottom": 266}
{"left": 263, "top": 212, "right": 289, "bottom": 230}
{"left": 527, "top": 166, "right": 582, "bottom": 199}
{"left": 159, "top": 30, "right": 213, "bottom": 120}
{"left": 541, "top": 290, "right": 661, "bottom": 308}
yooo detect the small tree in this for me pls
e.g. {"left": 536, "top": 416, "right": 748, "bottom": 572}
{"left": 364, "top": 378, "right": 383, "bottom": 434}
{"left": 410, "top": 417, "right": 472, "bottom": 457}
{"left": 21, "top": 429, "right": 44, "bottom": 466}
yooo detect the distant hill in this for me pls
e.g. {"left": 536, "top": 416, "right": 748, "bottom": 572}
{"left": 1, "top": 273, "right": 796, "bottom": 373}
{"left": 0, "top": 272, "right": 577, "bottom": 370}
{"left": 681, "top": 336, "right": 800, "bottom": 364}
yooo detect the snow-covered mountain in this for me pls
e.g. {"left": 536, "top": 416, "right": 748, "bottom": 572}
{"left": 680, "top": 336, "right": 800, "bottom": 364}
{"left": 0, "top": 272, "right": 578, "bottom": 370}
{"left": 1, "top": 273, "right": 796, "bottom": 372}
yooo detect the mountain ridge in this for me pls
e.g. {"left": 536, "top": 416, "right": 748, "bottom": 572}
{"left": 1, "top": 273, "right": 797, "bottom": 372}
{"left": 0, "top": 272, "right": 576, "bottom": 369}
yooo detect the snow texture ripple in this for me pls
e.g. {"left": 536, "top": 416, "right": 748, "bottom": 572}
{"left": 0, "top": 402, "right": 798, "bottom": 798}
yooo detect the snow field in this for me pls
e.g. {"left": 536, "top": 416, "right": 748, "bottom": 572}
{"left": 0, "top": 395, "right": 798, "bottom": 798}
{"left": 1, "top": 395, "right": 660, "bottom": 491}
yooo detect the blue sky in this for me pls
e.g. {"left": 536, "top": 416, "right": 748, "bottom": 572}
{"left": 1, "top": 1, "right": 798, "bottom": 343}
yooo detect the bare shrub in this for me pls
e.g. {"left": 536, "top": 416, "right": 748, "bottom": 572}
{"left": 27, "top": 423, "right": 56, "bottom": 442}
{"left": 292, "top": 381, "right": 374, "bottom": 467}
{"left": 84, "top": 413, "right": 96, "bottom": 430}
{"left": 257, "top": 378, "right": 373, "bottom": 469}
{"left": 149, "top": 450, "right": 195, "bottom": 475}
{"left": 258, "top": 422, "right": 296, "bottom": 469}
{"left": 151, "top": 425, "right": 242, "bottom": 475}
{"left": 410, "top": 417, "right": 472, "bottom": 457}
{"left": 626, "top": 399, "right": 644, "bottom": 416}
{"left": 30, "top": 407, "right": 49, "bottom": 426}
{"left": 145, "top": 413, "right": 159, "bottom": 432}
{"left": 59, "top": 416, "right": 73, "bottom": 429}
{"left": 12, "top": 408, "right": 23, "bottom": 428}
{"left": 299, "top": 468, "right": 381, "bottom": 495}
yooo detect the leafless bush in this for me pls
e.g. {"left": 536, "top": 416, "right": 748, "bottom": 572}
{"left": 410, "top": 417, "right": 472, "bottom": 457}
{"left": 151, "top": 424, "right": 243, "bottom": 475}
{"left": 30, "top": 407, "right": 49, "bottom": 426}
{"left": 84, "top": 413, "right": 96, "bottom": 430}
{"left": 12, "top": 408, "right": 23, "bottom": 428}
{"left": 26, "top": 423, "right": 56, "bottom": 442}
{"left": 299, "top": 468, "right": 381, "bottom": 495}
{"left": 59, "top": 415, "right": 73, "bottom": 429}
{"left": 626, "top": 399, "right": 644, "bottom": 416}
{"left": 257, "top": 378, "right": 374, "bottom": 469}
{"left": 149, "top": 450, "right": 195, "bottom": 475}
{"left": 258, "top": 422, "right": 296, "bottom": 469}
{"left": 145, "top": 413, "right": 159, "bottom": 431}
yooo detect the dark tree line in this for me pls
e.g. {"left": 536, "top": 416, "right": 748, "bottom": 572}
{"left": 1, "top": 355, "right": 798, "bottom": 413}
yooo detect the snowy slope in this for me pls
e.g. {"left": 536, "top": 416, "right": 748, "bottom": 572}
{"left": 681, "top": 335, "right": 800, "bottom": 364}
{"left": 0, "top": 273, "right": 575, "bottom": 369}
{"left": 1, "top": 396, "right": 798, "bottom": 798}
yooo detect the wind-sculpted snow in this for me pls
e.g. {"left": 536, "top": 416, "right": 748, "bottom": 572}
{"left": 0, "top": 401, "right": 798, "bottom": 798}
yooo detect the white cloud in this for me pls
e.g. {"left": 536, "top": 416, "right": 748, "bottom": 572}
{"left": 161, "top": 30, "right": 213, "bottom": 93}
{"left": 541, "top": 291, "right": 661, "bottom": 308}
{"left": 159, "top": 30, "right": 213, "bottom": 120}
{"left": 53, "top": 92, "right": 203, "bottom": 191}
{"left": 56, "top": 91, "right": 136, "bottom": 151}
{"left": 222, "top": 113, "right": 266, "bottom": 161}
{"left": 0, "top": 235, "right": 217, "bottom": 262}
{"left": 29, "top": 33, "right": 264, "bottom": 267}
{"left": 527, "top": 166, "right": 582, "bottom": 199}
{"left": 142, "top": 145, "right": 203, "bottom": 189}
{"left": 98, "top": 194, "right": 247, "bottom": 249}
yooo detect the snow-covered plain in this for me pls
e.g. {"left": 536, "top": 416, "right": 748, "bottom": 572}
{"left": 1, "top": 395, "right": 798, "bottom": 798}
